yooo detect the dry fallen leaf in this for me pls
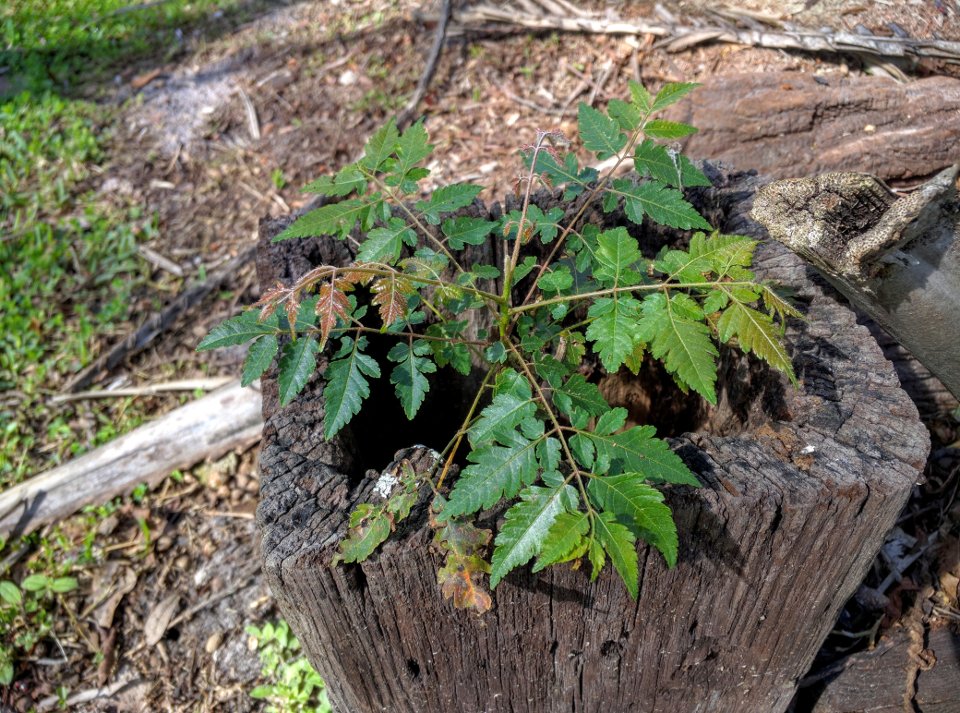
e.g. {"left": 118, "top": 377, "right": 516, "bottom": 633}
{"left": 144, "top": 593, "right": 180, "bottom": 647}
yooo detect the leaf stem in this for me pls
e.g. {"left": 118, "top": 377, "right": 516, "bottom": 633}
{"left": 436, "top": 366, "right": 499, "bottom": 491}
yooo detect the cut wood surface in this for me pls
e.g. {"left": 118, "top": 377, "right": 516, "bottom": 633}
{"left": 809, "top": 626, "right": 960, "bottom": 713}
{"left": 666, "top": 73, "right": 960, "bottom": 183}
{"left": 0, "top": 380, "right": 263, "bottom": 539}
{"left": 255, "top": 169, "right": 929, "bottom": 713}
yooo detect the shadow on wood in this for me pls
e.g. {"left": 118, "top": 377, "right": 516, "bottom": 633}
{"left": 254, "top": 169, "right": 929, "bottom": 713}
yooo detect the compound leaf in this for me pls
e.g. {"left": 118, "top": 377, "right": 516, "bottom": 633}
{"left": 717, "top": 300, "right": 797, "bottom": 383}
{"left": 444, "top": 436, "right": 543, "bottom": 518}
{"left": 588, "top": 473, "right": 678, "bottom": 568}
{"left": 533, "top": 510, "right": 589, "bottom": 572}
{"left": 638, "top": 293, "right": 718, "bottom": 403}
{"left": 323, "top": 337, "right": 381, "bottom": 439}
{"left": 357, "top": 218, "right": 416, "bottom": 264}
{"left": 278, "top": 335, "right": 319, "bottom": 407}
{"left": 441, "top": 216, "right": 496, "bottom": 250}
{"left": 614, "top": 179, "right": 712, "bottom": 231}
{"left": 586, "top": 296, "right": 641, "bottom": 373}
{"left": 388, "top": 340, "right": 437, "bottom": 419}
{"left": 241, "top": 334, "right": 278, "bottom": 387}
{"left": 276, "top": 199, "right": 371, "bottom": 241}
{"left": 489, "top": 482, "right": 577, "bottom": 588}
{"left": 416, "top": 184, "right": 483, "bottom": 224}
{"left": 198, "top": 310, "right": 278, "bottom": 350}
{"left": 593, "top": 511, "right": 639, "bottom": 598}
{"left": 578, "top": 103, "right": 626, "bottom": 160}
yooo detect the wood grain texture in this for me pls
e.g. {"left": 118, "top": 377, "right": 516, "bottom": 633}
{"left": 255, "top": 170, "right": 929, "bottom": 713}
{"left": 667, "top": 73, "right": 960, "bottom": 183}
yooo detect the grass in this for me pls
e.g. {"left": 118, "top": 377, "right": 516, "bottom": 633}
{"left": 0, "top": 0, "right": 279, "bottom": 486}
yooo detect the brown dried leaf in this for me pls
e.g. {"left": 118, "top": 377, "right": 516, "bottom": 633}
{"left": 438, "top": 558, "right": 492, "bottom": 613}
{"left": 144, "top": 593, "right": 180, "bottom": 647}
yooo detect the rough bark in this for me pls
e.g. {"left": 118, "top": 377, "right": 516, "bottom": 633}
{"left": 808, "top": 627, "right": 960, "bottom": 713}
{"left": 666, "top": 73, "right": 960, "bottom": 184}
{"left": 752, "top": 165, "right": 960, "bottom": 400}
{"left": 255, "top": 169, "right": 929, "bottom": 713}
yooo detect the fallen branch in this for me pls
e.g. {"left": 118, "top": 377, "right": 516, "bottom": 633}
{"left": 0, "top": 380, "right": 263, "bottom": 539}
{"left": 50, "top": 376, "right": 234, "bottom": 404}
{"left": 442, "top": 2, "right": 960, "bottom": 64}
{"left": 753, "top": 165, "right": 960, "bottom": 399}
{"left": 65, "top": 245, "right": 256, "bottom": 392}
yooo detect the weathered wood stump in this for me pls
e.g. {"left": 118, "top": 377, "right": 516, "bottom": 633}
{"left": 667, "top": 73, "right": 960, "bottom": 183}
{"left": 255, "top": 169, "right": 929, "bottom": 713}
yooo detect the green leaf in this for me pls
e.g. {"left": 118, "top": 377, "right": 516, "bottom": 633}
{"left": 278, "top": 335, "right": 319, "bottom": 407}
{"left": 629, "top": 80, "right": 653, "bottom": 114}
{"left": 441, "top": 216, "right": 496, "bottom": 250}
{"left": 415, "top": 184, "right": 483, "bottom": 224}
{"left": 50, "top": 576, "right": 78, "bottom": 593}
{"left": 585, "top": 296, "right": 641, "bottom": 373}
{"left": 198, "top": 311, "right": 278, "bottom": 350}
{"left": 553, "top": 374, "right": 609, "bottom": 423}
{"left": 607, "top": 98, "right": 641, "bottom": 130}
{"left": 613, "top": 179, "right": 712, "bottom": 231}
{"left": 533, "top": 510, "right": 589, "bottom": 571}
{"left": 469, "top": 392, "right": 538, "bottom": 447}
{"left": 359, "top": 118, "right": 400, "bottom": 172}
{"left": 687, "top": 231, "right": 756, "bottom": 278}
{"left": 388, "top": 340, "right": 437, "bottom": 419}
{"left": 276, "top": 199, "right": 371, "bottom": 240}
{"left": 717, "top": 300, "right": 797, "bottom": 383}
{"left": 489, "top": 482, "right": 577, "bottom": 588}
{"left": 357, "top": 218, "right": 416, "bottom": 264}
{"left": 242, "top": 334, "right": 278, "bottom": 387}
{"left": 593, "top": 511, "right": 639, "bottom": 598}
{"left": 638, "top": 292, "right": 718, "bottom": 403}
{"left": 593, "top": 227, "right": 642, "bottom": 286}
{"left": 323, "top": 337, "right": 381, "bottom": 439}
{"left": 651, "top": 82, "right": 700, "bottom": 112}
{"left": 588, "top": 474, "right": 678, "bottom": 568}
{"left": 445, "top": 436, "right": 542, "bottom": 518}
{"left": 643, "top": 119, "right": 698, "bottom": 140}
{"left": 302, "top": 164, "right": 366, "bottom": 196}
{"left": 531, "top": 152, "right": 597, "bottom": 199}
{"left": 586, "top": 424, "right": 699, "bottom": 486}
{"left": 578, "top": 103, "right": 626, "bottom": 160}
{"left": 537, "top": 265, "right": 573, "bottom": 293}
{"left": 633, "top": 140, "right": 711, "bottom": 188}
{"left": 336, "top": 508, "right": 392, "bottom": 563}
{"left": 390, "top": 120, "right": 433, "bottom": 181}
{"left": 0, "top": 581, "right": 21, "bottom": 605}
{"left": 20, "top": 574, "right": 48, "bottom": 592}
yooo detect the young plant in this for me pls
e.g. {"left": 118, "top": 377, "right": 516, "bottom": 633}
{"left": 247, "top": 620, "right": 331, "bottom": 713}
{"left": 200, "top": 81, "right": 798, "bottom": 608}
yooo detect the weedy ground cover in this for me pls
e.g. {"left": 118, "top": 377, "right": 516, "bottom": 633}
{"left": 202, "top": 81, "right": 799, "bottom": 609}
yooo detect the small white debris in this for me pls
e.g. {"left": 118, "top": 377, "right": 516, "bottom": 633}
{"left": 800, "top": 445, "right": 816, "bottom": 455}
{"left": 338, "top": 69, "right": 357, "bottom": 86}
{"left": 374, "top": 471, "right": 400, "bottom": 499}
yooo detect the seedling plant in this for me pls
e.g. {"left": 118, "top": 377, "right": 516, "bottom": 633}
{"left": 200, "top": 81, "right": 798, "bottom": 611}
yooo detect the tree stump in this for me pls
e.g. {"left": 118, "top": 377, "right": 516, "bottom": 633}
{"left": 255, "top": 168, "right": 929, "bottom": 713}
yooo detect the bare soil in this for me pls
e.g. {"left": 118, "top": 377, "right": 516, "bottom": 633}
{"left": 9, "top": 0, "right": 960, "bottom": 711}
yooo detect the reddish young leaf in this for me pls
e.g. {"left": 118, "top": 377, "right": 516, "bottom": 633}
{"left": 371, "top": 273, "right": 414, "bottom": 328}
{"left": 315, "top": 280, "right": 351, "bottom": 348}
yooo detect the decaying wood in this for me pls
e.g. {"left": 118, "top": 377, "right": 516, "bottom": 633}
{"left": 664, "top": 73, "right": 960, "bottom": 183}
{"left": 66, "top": 245, "right": 256, "bottom": 392}
{"left": 0, "top": 380, "right": 262, "bottom": 539}
{"left": 255, "top": 169, "right": 929, "bottom": 713}
{"left": 439, "top": 2, "right": 960, "bottom": 64}
{"left": 752, "top": 165, "right": 960, "bottom": 399}
{"left": 808, "top": 626, "right": 960, "bottom": 713}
